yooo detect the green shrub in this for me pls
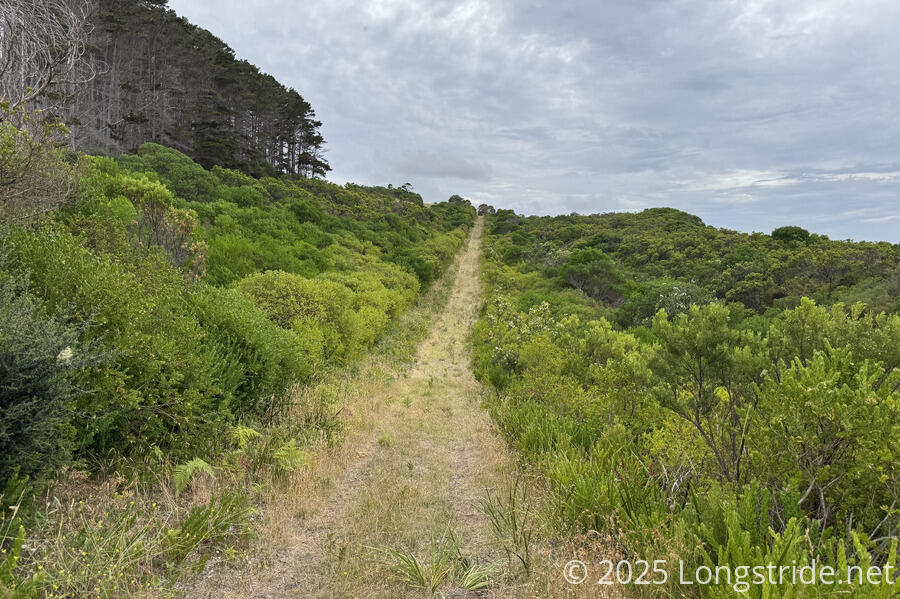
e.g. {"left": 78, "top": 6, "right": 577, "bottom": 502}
{"left": 4, "top": 226, "right": 223, "bottom": 461}
{"left": 0, "top": 135, "right": 472, "bottom": 489}
{"left": 772, "top": 225, "right": 810, "bottom": 244}
{"left": 205, "top": 233, "right": 259, "bottom": 284}
{"left": 68, "top": 157, "right": 206, "bottom": 278}
{"left": 559, "top": 248, "right": 625, "bottom": 305}
{"left": 477, "top": 210, "right": 900, "bottom": 586}
{"left": 191, "top": 285, "right": 319, "bottom": 418}
{"left": 617, "top": 277, "right": 712, "bottom": 327}
{"left": 391, "top": 230, "right": 466, "bottom": 284}
{"left": 236, "top": 270, "right": 364, "bottom": 361}
{"left": 754, "top": 345, "right": 900, "bottom": 535}
{"left": 0, "top": 275, "right": 100, "bottom": 485}
{"left": 118, "top": 143, "right": 220, "bottom": 202}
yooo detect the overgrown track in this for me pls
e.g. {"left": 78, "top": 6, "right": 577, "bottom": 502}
{"left": 184, "top": 217, "right": 519, "bottom": 598}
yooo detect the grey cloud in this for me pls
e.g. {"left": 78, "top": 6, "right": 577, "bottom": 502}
{"left": 169, "top": 0, "right": 900, "bottom": 242}
{"left": 394, "top": 150, "right": 492, "bottom": 182}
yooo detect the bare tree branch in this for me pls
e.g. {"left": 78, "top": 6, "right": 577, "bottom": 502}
{"left": 0, "top": 0, "right": 94, "bottom": 111}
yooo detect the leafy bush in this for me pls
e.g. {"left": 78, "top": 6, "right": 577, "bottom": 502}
{"left": 66, "top": 157, "right": 207, "bottom": 279}
{"left": 0, "top": 274, "right": 100, "bottom": 483}
{"left": 3, "top": 226, "right": 223, "bottom": 461}
{"left": 118, "top": 142, "right": 220, "bottom": 202}
{"left": 237, "top": 270, "right": 364, "bottom": 361}
{"left": 772, "top": 225, "right": 810, "bottom": 244}
{"left": 0, "top": 137, "right": 473, "bottom": 496}
{"left": 559, "top": 248, "right": 625, "bottom": 305}
{"left": 476, "top": 210, "right": 900, "bottom": 590}
{"left": 617, "top": 277, "right": 711, "bottom": 327}
{"left": 191, "top": 285, "right": 318, "bottom": 418}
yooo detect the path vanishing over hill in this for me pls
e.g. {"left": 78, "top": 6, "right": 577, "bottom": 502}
{"left": 184, "top": 217, "right": 532, "bottom": 598}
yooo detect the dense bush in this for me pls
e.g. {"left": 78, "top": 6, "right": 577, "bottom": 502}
{"left": 190, "top": 285, "right": 317, "bottom": 418}
{"left": 558, "top": 248, "right": 625, "bottom": 305}
{"left": 0, "top": 275, "right": 100, "bottom": 483}
{"left": 3, "top": 225, "right": 224, "bottom": 461}
{"left": 0, "top": 139, "right": 474, "bottom": 489}
{"left": 486, "top": 207, "right": 900, "bottom": 326}
{"left": 237, "top": 271, "right": 363, "bottom": 362}
{"left": 475, "top": 211, "right": 900, "bottom": 596}
{"left": 117, "top": 143, "right": 220, "bottom": 202}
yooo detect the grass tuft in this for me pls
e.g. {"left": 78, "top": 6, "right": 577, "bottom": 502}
{"left": 481, "top": 476, "right": 535, "bottom": 575}
{"left": 374, "top": 544, "right": 453, "bottom": 597}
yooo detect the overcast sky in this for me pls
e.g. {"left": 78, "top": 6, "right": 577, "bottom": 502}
{"left": 169, "top": 0, "right": 900, "bottom": 241}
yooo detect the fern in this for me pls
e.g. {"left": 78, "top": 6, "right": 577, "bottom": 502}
{"left": 272, "top": 439, "right": 310, "bottom": 473}
{"left": 229, "top": 425, "right": 261, "bottom": 450}
{"left": 174, "top": 458, "right": 215, "bottom": 495}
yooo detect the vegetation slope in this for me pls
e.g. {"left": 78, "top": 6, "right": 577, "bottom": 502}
{"left": 474, "top": 208, "right": 900, "bottom": 597}
{"left": 0, "top": 133, "right": 474, "bottom": 595}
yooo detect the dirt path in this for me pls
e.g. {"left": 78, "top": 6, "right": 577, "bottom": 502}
{"left": 186, "top": 217, "right": 520, "bottom": 598}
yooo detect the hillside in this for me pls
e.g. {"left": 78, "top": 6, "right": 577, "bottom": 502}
{"left": 0, "top": 123, "right": 474, "bottom": 593}
{"left": 4, "top": 1, "right": 900, "bottom": 597}
{"left": 473, "top": 209, "right": 900, "bottom": 597}
{"left": 7, "top": 0, "right": 329, "bottom": 177}
{"left": 487, "top": 207, "right": 900, "bottom": 323}
{"left": 0, "top": 5, "right": 484, "bottom": 595}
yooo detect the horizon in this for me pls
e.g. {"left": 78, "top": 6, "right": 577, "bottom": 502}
{"left": 464, "top": 204, "right": 892, "bottom": 244}
{"left": 168, "top": 0, "right": 900, "bottom": 243}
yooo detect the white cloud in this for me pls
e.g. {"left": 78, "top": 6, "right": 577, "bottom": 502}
{"left": 168, "top": 0, "right": 900, "bottom": 241}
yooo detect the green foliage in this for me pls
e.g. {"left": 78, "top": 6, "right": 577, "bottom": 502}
{"left": 0, "top": 274, "right": 100, "bottom": 483}
{"left": 118, "top": 143, "right": 220, "bottom": 202}
{"left": 174, "top": 458, "right": 216, "bottom": 495}
{"left": 649, "top": 303, "right": 766, "bottom": 483}
{"left": 617, "top": 277, "right": 711, "bottom": 326}
{"left": 483, "top": 208, "right": 900, "bottom": 323}
{"left": 476, "top": 210, "right": 900, "bottom": 592}
{"left": 377, "top": 545, "right": 453, "bottom": 597}
{"left": 191, "top": 285, "right": 315, "bottom": 417}
{"left": 237, "top": 271, "right": 363, "bottom": 361}
{"left": 0, "top": 139, "right": 473, "bottom": 492}
{"left": 72, "top": 156, "right": 207, "bottom": 277}
{"left": 3, "top": 225, "right": 224, "bottom": 461}
{"left": 754, "top": 345, "right": 900, "bottom": 535}
{"left": 559, "top": 248, "right": 625, "bottom": 305}
{"left": 459, "top": 563, "right": 495, "bottom": 590}
{"left": 772, "top": 225, "right": 811, "bottom": 244}
{"left": 481, "top": 478, "right": 534, "bottom": 574}
{"left": 271, "top": 439, "right": 311, "bottom": 474}
{"left": 162, "top": 492, "right": 253, "bottom": 566}
{"left": 0, "top": 502, "right": 40, "bottom": 596}
{"left": 229, "top": 425, "right": 262, "bottom": 449}
{"left": 0, "top": 530, "right": 31, "bottom": 594}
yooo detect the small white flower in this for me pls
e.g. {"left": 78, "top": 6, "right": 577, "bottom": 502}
{"left": 57, "top": 346, "right": 74, "bottom": 364}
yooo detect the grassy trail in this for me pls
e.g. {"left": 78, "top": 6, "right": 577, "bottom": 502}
{"left": 268, "top": 215, "right": 512, "bottom": 598}
{"left": 184, "top": 218, "right": 525, "bottom": 597}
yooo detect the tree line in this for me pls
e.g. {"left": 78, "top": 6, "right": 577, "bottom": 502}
{"left": 1, "top": 0, "right": 329, "bottom": 177}
{"left": 0, "top": 4, "right": 477, "bottom": 592}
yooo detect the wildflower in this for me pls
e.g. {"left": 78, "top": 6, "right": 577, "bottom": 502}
{"left": 57, "top": 346, "right": 74, "bottom": 364}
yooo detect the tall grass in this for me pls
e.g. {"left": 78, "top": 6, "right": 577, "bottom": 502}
{"left": 481, "top": 477, "right": 535, "bottom": 576}
{"left": 0, "top": 479, "right": 252, "bottom": 597}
